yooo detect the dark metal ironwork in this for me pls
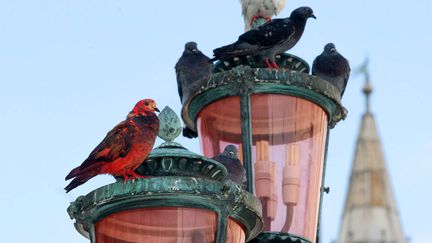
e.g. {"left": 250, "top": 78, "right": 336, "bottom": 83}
{"left": 182, "top": 60, "right": 346, "bottom": 133}
{"left": 316, "top": 128, "right": 331, "bottom": 243}
{"left": 249, "top": 232, "right": 312, "bottom": 243}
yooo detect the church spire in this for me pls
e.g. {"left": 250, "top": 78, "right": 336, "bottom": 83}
{"left": 336, "top": 60, "right": 406, "bottom": 243}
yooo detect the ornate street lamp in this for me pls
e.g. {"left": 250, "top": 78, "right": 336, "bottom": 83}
{"left": 181, "top": 55, "right": 346, "bottom": 242}
{"left": 67, "top": 107, "right": 263, "bottom": 243}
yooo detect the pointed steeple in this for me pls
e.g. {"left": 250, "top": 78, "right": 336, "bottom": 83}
{"left": 337, "top": 60, "right": 406, "bottom": 243}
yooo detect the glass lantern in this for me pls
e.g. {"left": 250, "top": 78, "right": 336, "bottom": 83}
{"left": 197, "top": 94, "right": 328, "bottom": 240}
{"left": 182, "top": 56, "right": 346, "bottom": 242}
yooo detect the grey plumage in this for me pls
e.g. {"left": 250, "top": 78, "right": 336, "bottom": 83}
{"left": 312, "top": 43, "right": 350, "bottom": 97}
{"left": 212, "top": 6, "right": 316, "bottom": 68}
{"left": 175, "top": 42, "right": 212, "bottom": 103}
{"left": 212, "top": 145, "right": 246, "bottom": 186}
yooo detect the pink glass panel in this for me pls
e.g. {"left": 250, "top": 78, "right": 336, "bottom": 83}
{"left": 226, "top": 218, "right": 246, "bottom": 243}
{"left": 250, "top": 94, "right": 327, "bottom": 241}
{"left": 95, "top": 207, "right": 217, "bottom": 243}
{"left": 197, "top": 96, "right": 243, "bottom": 161}
{"left": 197, "top": 94, "right": 328, "bottom": 241}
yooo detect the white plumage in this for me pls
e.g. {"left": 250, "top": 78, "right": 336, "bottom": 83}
{"left": 240, "top": 0, "right": 286, "bottom": 31}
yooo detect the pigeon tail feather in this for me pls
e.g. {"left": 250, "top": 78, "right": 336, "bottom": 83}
{"left": 65, "top": 161, "right": 105, "bottom": 180}
{"left": 65, "top": 175, "right": 94, "bottom": 193}
{"left": 65, "top": 166, "right": 80, "bottom": 180}
{"left": 213, "top": 42, "right": 256, "bottom": 61}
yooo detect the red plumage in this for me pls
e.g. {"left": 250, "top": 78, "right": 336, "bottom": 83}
{"left": 65, "top": 99, "right": 160, "bottom": 193}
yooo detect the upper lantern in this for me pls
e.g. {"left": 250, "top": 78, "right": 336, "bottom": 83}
{"left": 181, "top": 55, "right": 346, "bottom": 242}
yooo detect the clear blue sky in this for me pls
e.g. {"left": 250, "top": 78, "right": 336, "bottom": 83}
{"left": 1, "top": 1, "right": 431, "bottom": 242}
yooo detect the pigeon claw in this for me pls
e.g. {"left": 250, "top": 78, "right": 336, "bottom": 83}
{"left": 251, "top": 15, "right": 272, "bottom": 25}
{"left": 128, "top": 170, "right": 148, "bottom": 180}
{"left": 264, "top": 58, "right": 273, "bottom": 68}
{"left": 121, "top": 170, "right": 148, "bottom": 182}
{"left": 120, "top": 171, "right": 131, "bottom": 182}
{"left": 264, "top": 59, "right": 278, "bottom": 69}
{"left": 250, "top": 15, "right": 260, "bottom": 24}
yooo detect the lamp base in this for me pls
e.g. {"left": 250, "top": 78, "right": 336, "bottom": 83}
{"left": 249, "top": 232, "right": 312, "bottom": 243}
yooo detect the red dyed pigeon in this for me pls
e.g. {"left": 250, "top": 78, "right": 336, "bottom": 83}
{"left": 65, "top": 99, "right": 160, "bottom": 192}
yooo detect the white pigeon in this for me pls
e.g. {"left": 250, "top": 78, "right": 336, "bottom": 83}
{"left": 240, "top": 0, "right": 286, "bottom": 31}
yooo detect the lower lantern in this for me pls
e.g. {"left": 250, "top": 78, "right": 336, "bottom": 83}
{"left": 95, "top": 207, "right": 245, "bottom": 243}
{"left": 67, "top": 140, "right": 263, "bottom": 243}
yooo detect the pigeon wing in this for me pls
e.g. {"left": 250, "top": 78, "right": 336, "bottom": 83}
{"left": 65, "top": 120, "right": 133, "bottom": 180}
{"left": 175, "top": 51, "right": 211, "bottom": 102}
{"left": 239, "top": 18, "right": 295, "bottom": 47}
{"left": 175, "top": 59, "right": 185, "bottom": 101}
{"left": 82, "top": 120, "right": 133, "bottom": 167}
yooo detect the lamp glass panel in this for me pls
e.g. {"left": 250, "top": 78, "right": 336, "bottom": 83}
{"left": 197, "top": 96, "right": 243, "bottom": 161}
{"left": 95, "top": 207, "right": 217, "bottom": 243}
{"left": 197, "top": 94, "right": 328, "bottom": 241}
{"left": 227, "top": 218, "right": 246, "bottom": 243}
{"left": 250, "top": 94, "right": 328, "bottom": 241}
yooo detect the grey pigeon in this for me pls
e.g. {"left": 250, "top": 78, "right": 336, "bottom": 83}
{"left": 212, "top": 6, "right": 316, "bottom": 68}
{"left": 312, "top": 43, "right": 351, "bottom": 97}
{"left": 175, "top": 41, "right": 212, "bottom": 103}
{"left": 212, "top": 145, "right": 246, "bottom": 186}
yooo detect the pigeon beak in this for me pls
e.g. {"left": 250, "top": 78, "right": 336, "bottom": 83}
{"left": 311, "top": 14, "right": 316, "bottom": 19}
{"left": 192, "top": 48, "right": 198, "bottom": 53}
{"left": 154, "top": 107, "right": 160, "bottom": 112}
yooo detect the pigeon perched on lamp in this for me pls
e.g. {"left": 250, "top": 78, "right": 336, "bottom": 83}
{"left": 212, "top": 6, "right": 316, "bottom": 69}
{"left": 212, "top": 145, "right": 246, "bottom": 186}
{"left": 175, "top": 42, "right": 212, "bottom": 139}
{"left": 175, "top": 41, "right": 212, "bottom": 104}
{"left": 64, "top": 99, "right": 160, "bottom": 192}
{"left": 312, "top": 43, "right": 351, "bottom": 98}
{"left": 240, "top": 0, "right": 287, "bottom": 31}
